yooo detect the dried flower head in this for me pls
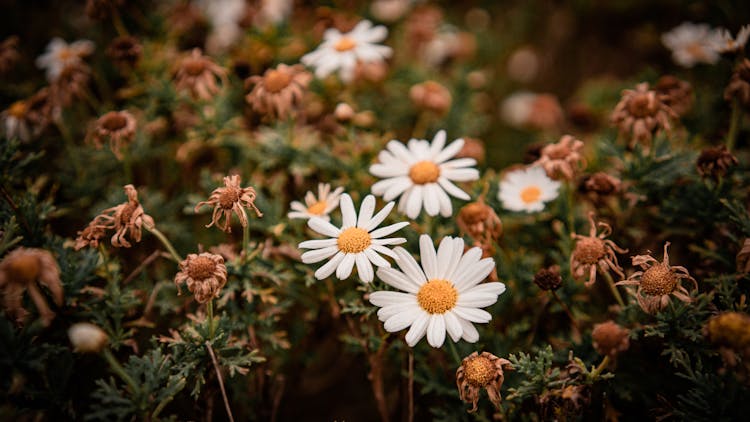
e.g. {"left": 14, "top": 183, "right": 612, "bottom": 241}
{"left": 175, "top": 253, "right": 227, "bottom": 303}
{"left": 0, "top": 247, "right": 63, "bottom": 326}
{"left": 617, "top": 242, "right": 697, "bottom": 314}
{"left": 0, "top": 36, "right": 20, "bottom": 74}
{"left": 174, "top": 48, "right": 228, "bottom": 100}
{"left": 68, "top": 322, "right": 108, "bottom": 353}
{"left": 409, "top": 80, "right": 452, "bottom": 115}
{"left": 50, "top": 63, "right": 92, "bottom": 107}
{"left": 457, "top": 199, "right": 502, "bottom": 244}
{"left": 592, "top": 320, "right": 630, "bottom": 358}
{"left": 245, "top": 64, "right": 312, "bottom": 119}
{"left": 696, "top": 145, "right": 738, "bottom": 180}
{"left": 106, "top": 35, "right": 143, "bottom": 68}
{"left": 655, "top": 75, "right": 694, "bottom": 116}
{"left": 581, "top": 172, "right": 622, "bottom": 205}
{"left": 85, "top": 184, "right": 155, "bottom": 248}
{"left": 611, "top": 82, "right": 677, "bottom": 149}
{"left": 89, "top": 110, "right": 137, "bottom": 160}
{"left": 705, "top": 312, "right": 750, "bottom": 351}
{"left": 533, "top": 135, "right": 586, "bottom": 181}
{"left": 195, "top": 174, "right": 263, "bottom": 233}
{"left": 724, "top": 58, "right": 750, "bottom": 109}
{"left": 533, "top": 265, "right": 563, "bottom": 291}
{"left": 74, "top": 217, "right": 109, "bottom": 250}
{"left": 456, "top": 351, "right": 513, "bottom": 413}
{"left": 571, "top": 212, "right": 627, "bottom": 287}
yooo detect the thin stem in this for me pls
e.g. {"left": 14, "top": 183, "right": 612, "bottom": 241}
{"left": 242, "top": 223, "right": 250, "bottom": 260}
{"left": 145, "top": 226, "right": 182, "bottom": 263}
{"left": 412, "top": 111, "right": 430, "bottom": 139}
{"left": 151, "top": 378, "right": 185, "bottom": 420}
{"left": 550, "top": 290, "right": 580, "bottom": 332}
{"left": 207, "top": 299, "right": 215, "bottom": 341}
{"left": 121, "top": 149, "right": 133, "bottom": 186}
{"left": 602, "top": 271, "right": 625, "bottom": 308}
{"left": 98, "top": 244, "right": 114, "bottom": 283}
{"left": 591, "top": 355, "right": 611, "bottom": 378}
{"left": 727, "top": 98, "right": 742, "bottom": 152}
{"left": 103, "top": 349, "right": 139, "bottom": 394}
{"left": 447, "top": 339, "right": 462, "bottom": 366}
{"left": 205, "top": 341, "right": 235, "bottom": 422}
{"left": 110, "top": 3, "right": 129, "bottom": 37}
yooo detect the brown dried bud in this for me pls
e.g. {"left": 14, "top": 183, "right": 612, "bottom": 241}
{"left": 696, "top": 145, "right": 738, "bottom": 180}
{"left": 533, "top": 265, "right": 562, "bottom": 291}
{"left": 582, "top": 172, "right": 621, "bottom": 197}
{"left": 655, "top": 75, "right": 694, "bottom": 116}
{"left": 107, "top": 36, "right": 143, "bottom": 68}
{"left": 725, "top": 58, "right": 750, "bottom": 108}
{"left": 409, "top": 80, "right": 452, "bottom": 115}
{"left": 591, "top": 320, "right": 630, "bottom": 358}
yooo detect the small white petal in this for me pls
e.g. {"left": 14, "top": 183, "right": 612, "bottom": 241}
{"left": 434, "top": 138, "right": 464, "bottom": 163}
{"left": 384, "top": 307, "right": 420, "bottom": 332}
{"left": 301, "top": 246, "right": 339, "bottom": 264}
{"left": 355, "top": 253, "right": 374, "bottom": 283}
{"left": 308, "top": 217, "right": 341, "bottom": 237}
{"left": 444, "top": 311, "right": 463, "bottom": 342}
{"left": 314, "top": 251, "right": 345, "bottom": 279}
{"left": 369, "top": 221, "right": 410, "bottom": 239}
{"left": 405, "top": 312, "right": 430, "bottom": 347}
{"left": 405, "top": 185, "right": 424, "bottom": 219}
{"left": 426, "top": 314, "right": 446, "bottom": 348}
{"left": 298, "top": 238, "right": 338, "bottom": 250}
{"left": 365, "top": 248, "right": 391, "bottom": 267}
{"left": 369, "top": 290, "right": 417, "bottom": 307}
{"left": 452, "top": 306, "right": 492, "bottom": 323}
{"left": 357, "top": 195, "right": 376, "bottom": 228}
{"left": 394, "top": 247, "right": 427, "bottom": 285}
{"left": 437, "top": 177, "right": 471, "bottom": 200}
{"left": 364, "top": 200, "right": 396, "bottom": 232}
{"left": 422, "top": 184, "right": 441, "bottom": 216}
{"left": 376, "top": 267, "right": 421, "bottom": 294}
{"left": 455, "top": 258, "right": 495, "bottom": 292}
{"left": 457, "top": 291, "right": 501, "bottom": 308}
{"left": 458, "top": 318, "right": 479, "bottom": 342}
{"left": 336, "top": 253, "right": 356, "bottom": 279}
{"left": 378, "top": 302, "right": 419, "bottom": 321}
{"left": 419, "top": 235, "right": 439, "bottom": 280}
{"left": 340, "top": 194, "right": 357, "bottom": 228}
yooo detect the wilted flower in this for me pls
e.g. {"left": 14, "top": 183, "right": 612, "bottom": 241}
{"left": 106, "top": 35, "right": 143, "bottom": 68}
{"left": 253, "top": 0, "right": 294, "bottom": 28}
{"left": 35, "top": 37, "right": 94, "bottom": 82}
{"left": 174, "top": 48, "right": 228, "bottom": 100}
{"left": 0, "top": 36, "right": 20, "bottom": 74}
{"left": 288, "top": 183, "right": 344, "bottom": 221}
{"left": 611, "top": 82, "right": 677, "bottom": 149}
{"left": 506, "top": 46, "right": 540, "bottom": 83}
{"left": 409, "top": 80, "right": 452, "bottom": 115}
{"left": 500, "top": 92, "right": 564, "bottom": 132}
{"left": 245, "top": 64, "right": 312, "bottom": 119}
{"left": 457, "top": 200, "right": 502, "bottom": 244}
{"left": 498, "top": 166, "right": 560, "bottom": 213}
{"left": 715, "top": 25, "right": 750, "bottom": 54}
{"left": 696, "top": 145, "right": 738, "bottom": 180}
{"left": 533, "top": 135, "right": 586, "bottom": 181}
{"left": 654, "top": 75, "right": 694, "bottom": 117}
{"left": 405, "top": 5, "right": 442, "bottom": 50}
{"left": 591, "top": 320, "right": 630, "bottom": 358}
{"left": 725, "top": 58, "right": 750, "bottom": 108}
{"left": 661, "top": 22, "right": 723, "bottom": 68}
{"left": 298, "top": 194, "right": 408, "bottom": 283}
{"left": 89, "top": 110, "right": 137, "bottom": 160}
{"left": 50, "top": 63, "right": 92, "bottom": 107}
{"left": 616, "top": 242, "right": 697, "bottom": 314}
{"left": 85, "top": 184, "right": 155, "bottom": 248}
{"left": 369, "top": 235, "right": 505, "bottom": 347}
{"left": 581, "top": 172, "right": 622, "bottom": 203}
{"left": 370, "top": 130, "right": 479, "bottom": 219}
{"left": 333, "top": 102, "right": 355, "bottom": 121}
{"left": 301, "top": 19, "right": 392, "bottom": 83}
{"left": 456, "top": 351, "right": 513, "bottom": 413}
{"left": 533, "top": 265, "right": 563, "bottom": 291}
{"left": 0, "top": 247, "right": 63, "bottom": 326}
{"left": 74, "top": 217, "right": 109, "bottom": 250}
{"left": 68, "top": 322, "right": 108, "bottom": 353}
{"left": 174, "top": 253, "right": 228, "bottom": 303}
{"left": 705, "top": 312, "right": 750, "bottom": 354}
{"left": 571, "top": 212, "right": 627, "bottom": 287}
{"left": 195, "top": 175, "right": 263, "bottom": 233}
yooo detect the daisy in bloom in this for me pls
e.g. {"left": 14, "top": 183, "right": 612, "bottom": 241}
{"left": 661, "top": 22, "right": 723, "bottom": 68}
{"left": 35, "top": 37, "right": 94, "bottom": 82}
{"left": 369, "top": 235, "right": 506, "bottom": 348}
{"left": 301, "top": 19, "right": 392, "bottom": 83}
{"left": 370, "top": 130, "right": 479, "bottom": 219}
{"left": 498, "top": 166, "right": 560, "bottom": 213}
{"left": 716, "top": 25, "right": 750, "bottom": 54}
{"left": 298, "top": 193, "right": 409, "bottom": 283}
{"left": 288, "top": 183, "right": 345, "bottom": 221}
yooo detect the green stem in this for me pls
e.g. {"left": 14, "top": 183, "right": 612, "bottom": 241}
{"left": 412, "top": 111, "right": 430, "bottom": 139}
{"left": 151, "top": 378, "right": 185, "bottom": 420}
{"left": 591, "top": 355, "right": 610, "bottom": 378}
{"left": 145, "top": 226, "right": 182, "bottom": 263}
{"left": 447, "top": 339, "right": 462, "bottom": 366}
{"left": 110, "top": 4, "right": 129, "bottom": 37}
{"left": 207, "top": 299, "right": 215, "bottom": 341}
{"left": 103, "top": 349, "right": 139, "bottom": 394}
{"left": 727, "top": 98, "right": 742, "bottom": 152}
{"left": 551, "top": 290, "right": 580, "bottom": 333}
{"left": 242, "top": 223, "right": 250, "bottom": 260}
{"left": 602, "top": 271, "right": 625, "bottom": 308}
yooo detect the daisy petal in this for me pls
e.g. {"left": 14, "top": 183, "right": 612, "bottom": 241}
{"left": 355, "top": 252, "right": 374, "bottom": 283}
{"left": 364, "top": 201, "right": 396, "bottom": 232}
{"left": 298, "top": 238, "right": 338, "bottom": 249}
{"left": 384, "top": 307, "right": 420, "bottom": 332}
{"left": 336, "top": 253, "right": 356, "bottom": 279}
{"left": 405, "top": 312, "right": 430, "bottom": 347}
{"left": 301, "top": 246, "right": 339, "bottom": 264}
{"left": 369, "top": 290, "right": 417, "bottom": 307}
{"left": 369, "top": 221, "right": 410, "bottom": 239}
{"left": 444, "top": 311, "right": 463, "bottom": 342}
{"left": 376, "top": 267, "right": 421, "bottom": 293}
{"left": 452, "top": 306, "right": 492, "bottom": 323}
{"left": 314, "top": 251, "right": 345, "bottom": 279}
{"left": 394, "top": 247, "right": 427, "bottom": 285}
{"left": 458, "top": 317, "right": 479, "bottom": 342}
{"left": 426, "top": 314, "right": 446, "bottom": 348}
{"left": 419, "top": 234, "right": 439, "bottom": 280}
{"left": 340, "top": 194, "right": 357, "bottom": 228}
{"left": 308, "top": 217, "right": 341, "bottom": 237}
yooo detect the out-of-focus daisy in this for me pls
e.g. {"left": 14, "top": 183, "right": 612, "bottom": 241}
{"left": 500, "top": 91, "right": 564, "bottom": 132}
{"left": 245, "top": 64, "right": 312, "bottom": 119}
{"left": 89, "top": 110, "right": 137, "bottom": 160}
{"left": 369, "top": 235, "right": 505, "bottom": 348}
{"left": 370, "top": 130, "right": 479, "bottom": 219}
{"left": 174, "top": 48, "right": 227, "bottom": 100}
{"left": 2, "top": 100, "right": 32, "bottom": 142}
{"left": 288, "top": 183, "right": 345, "bottom": 221}
{"left": 298, "top": 194, "right": 408, "bottom": 283}
{"left": 610, "top": 82, "right": 676, "bottom": 149}
{"left": 254, "top": 0, "right": 293, "bottom": 27}
{"left": 301, "top": 19, "right": 392, "bottom": 83}
{"left": 533, "top": 135, "right": 586, "bottom": 181}
{"left": 661, "top": 22, "right": 723, "bottom": 68}
{"left": 196, "top": 0, "right": 246, "bottom": 53}
{"left": 716, "top": 25, "right": 750, "bottom": 54}
{"left": 498, "top": 166, "right": 560, "bottom": 213}
{"left": 35, "top": 37, "right": 94, "bottom": 82}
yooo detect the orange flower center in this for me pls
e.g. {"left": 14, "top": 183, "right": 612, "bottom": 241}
{"left": 334, "top": 37, "right": 357, "bottom": 52}
{"left": 263, "top": 69, "right": 292, "bottom": 93}
{"left": 6, "top": 254, "right": 40, "bottom": 284}
{"left": 337, "top": 227, "right": 371, "bottom": 253}
{"left": 187, "top": 256, "right": 217, "bottom": 280}
{"left": 573, "top": 237, "right": 606, "bottom": 265}
{"left": 57, "top": 47, "right": 75, "bottom": 61}
{"left": 408, "top": 161, "right": 440, "bottom": 184}
{"left": 8, "top": 101, "right": 27, "bottom": 118}
{"left": 519, "top": 186, "right": 542, "bottom": 204}
{"left": 218, "top": 187, "right": 241, "bottom": 209}
{"left": 463, "top": 355, "right": 496, "bottom": 386}
{"left": 417, "top": 279, "right": 457, "bottom": 314}
{"left": 640, "top": 263, "right": 677, "bottom": 296}
{"left": 101, "top": 113, "right": 128, "bottom": 131}
{"left": 307, "top": 201, "right": 327, "bottom": 215}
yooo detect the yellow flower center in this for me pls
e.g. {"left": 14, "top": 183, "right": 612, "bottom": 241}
{"left": 337, "top": 227, "right": 371, "bottom": 253}
{"left": 57, "top": 47, "right": 75, "bottom": 61}
{"left": 463, "top": 356, "right": 496, "bottom": 387}
{"left": 6, "top": 254, "right": 40, "bottom": 284}
{"left": 640, "top": 263, "right": 677, "bottom": 296}
{"left": 8, "top": 101, "right": 27, "bottom": 118}
{"left": 307, "top": 201, "right": 327, "bottom": 215}
{"left": 519, "top": 186, "right": 541, "bottom": 204}
{"left": 417, "top": 279, "right": 458, "bottom": 314}
{"left": 187, "top": 256, "right": 217, "bottom": 280}
{"left": 334, "top": 37, "right": 357, "bottom": 52}
{"left": 264, "top": 69, "right": 291, "bottom": 93}
{"left": 573, "top": 237, "right": 606, "bottom": 265}
{"left": 408, "top": 161, "right": 441, "bottom": 184}
{"left": 218, "top": 187, "right": 241, "bottom": 209}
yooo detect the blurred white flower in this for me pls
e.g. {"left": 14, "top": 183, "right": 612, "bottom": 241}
{"left": 288, "top": 183, "right": 345, "bottom": 221}
{"left": 661, "top": 22, "right": 723, "bottom": 68}
{"left": 35, "top": 38, "right": 94, "bottom": 82}
{"left": 498, "top": 166, "right": 560, "bottom": 213}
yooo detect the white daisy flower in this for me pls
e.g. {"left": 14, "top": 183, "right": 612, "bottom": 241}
{"left": 301, "top": 19, "right": 392, "bottom": 83}
{"left": 715, "top": 25, "right": 750, "bottom": 53}
{"left": 661, "top": 22, "right": 723, "bottom": 68}
{"left": 35, "top": 37, "right": 94, "bottom": 82}
{"left": 288, "top": 183, "right": 345, "bottom": 221}
{"left": 369, "top": 234, "right": 505, "bottom": 348}
{"left": 370, "top": 130, "right": 479, "bottom": 219}
{"left": 298, "top": 193, "right": 409, "bottom": 283}
{"left": 498, "top": 166, "right": 560, "bottom": 213}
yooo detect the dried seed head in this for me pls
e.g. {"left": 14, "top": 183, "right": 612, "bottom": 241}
{"left": 696, "top": 145, "right": 738, "bottom": 180}
{"left": 583, "top": 172, "right": 621, "bottom": 196}
{"left": 218, "top": 186, "right": 241, "bottom": 209}
{"left": 463, "top": 355, "right": 496, "bottom": 386}
{"left": 640, "top": 263, "right": 677, "bottom": 295}
{"left": 592, "top": 320, "right": 630, "bottom": 358}
{"left": 573, "top": 237, "right": 606, "bottom": 265}
{"left": 68, "top": 322, "right": 108, "bottom": 353}
{"left": 533, "top": 266, "right": 562, "bottom": 291}
{"left": 705, "top": 312, "right": 750, "bottom": 350}
{"left": 187, "top": 255, "right": 217, "bottom": 280}
{"left": 725, "top": 58, "right": 750, "bottom": 108}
